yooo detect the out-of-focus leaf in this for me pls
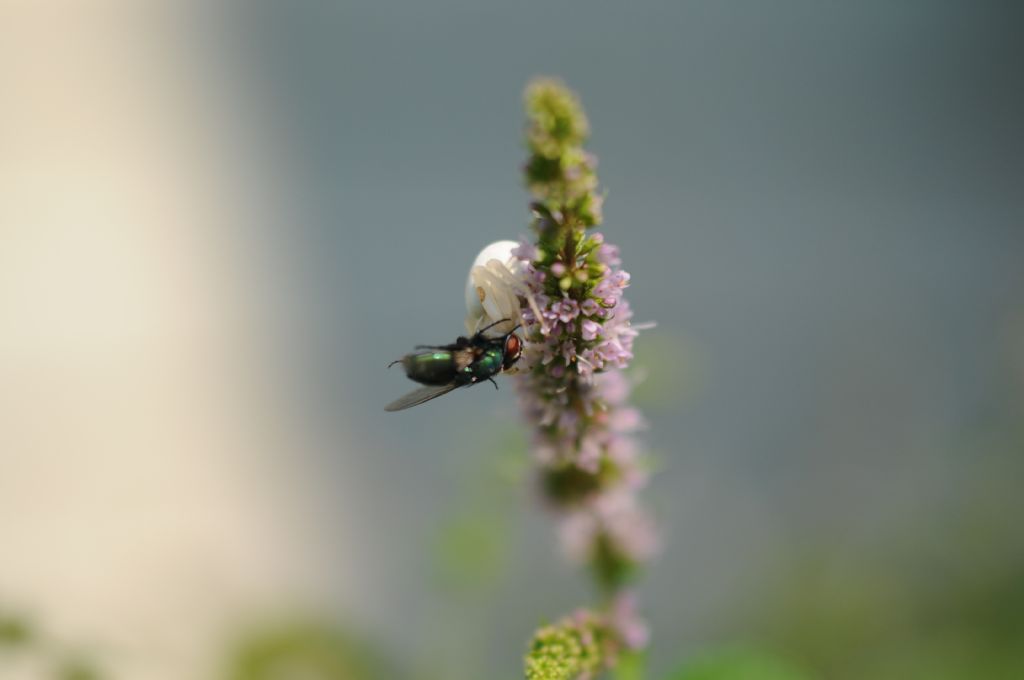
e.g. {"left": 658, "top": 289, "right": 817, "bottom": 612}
{"left": 432, "top": 513, "right": 508, "bottom": 592}
{"left": 664, "top": 648, "right": 810, "bottom": 680}
{"left": 56, "top": 658, "right": 104, "bottom": 680}
{"left": 613, "top": 649, "right": 646, "bottom": 680}
{"left": 0, "top": 613, "right": 33, "bottom": 649}
{"left": 225, "top": 620, "right": 389, "bottom": 680}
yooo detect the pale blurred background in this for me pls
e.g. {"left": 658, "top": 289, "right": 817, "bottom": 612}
{"left": 1, "top": 2, "right": 1022, "bottom": 679}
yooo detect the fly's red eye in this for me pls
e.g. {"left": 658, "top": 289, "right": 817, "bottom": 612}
{"left": 503, "top": 334, "right": 522, "bottom": 369}
{"left": 505, "top": 334, "right": 521, "bottom": 358}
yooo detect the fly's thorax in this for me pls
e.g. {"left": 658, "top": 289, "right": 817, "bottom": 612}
{"left": 402, "top": 351, "right": 457, "bottom": 385}
{"left": 469, "top": 347, "right": 505, "bottom": 381}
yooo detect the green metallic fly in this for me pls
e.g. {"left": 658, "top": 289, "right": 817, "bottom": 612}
{"left": 385, "top": 319, "right": 523, "bottom": 411}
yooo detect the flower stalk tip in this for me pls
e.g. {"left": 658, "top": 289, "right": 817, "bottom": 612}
{"left": 524, "top": 79, "right": 603, "bottom": 229}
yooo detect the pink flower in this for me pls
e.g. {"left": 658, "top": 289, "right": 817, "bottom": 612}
{"left": 577, "top": 436, "right": 602, "bottom": 473}
{"left": 581, "top": 319, "right": 602, "bottom": 341}
{"left": 554, "top": 298, "right": 580, "bottom": 323}
{"left": 597, "top": 244, "right": 621, "bottom": 267}
{"left": 512, "top": 237, "right": 539, "bottom": 262}
{"left": 611, "top": 592, "right": 650, "bottom": 650}
{"left": 610, "top": 407, "right": 645, "bottom": 432}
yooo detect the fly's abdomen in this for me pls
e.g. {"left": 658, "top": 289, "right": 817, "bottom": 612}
{"left": 402, "top": 352, "right": 456, "bottom": 385}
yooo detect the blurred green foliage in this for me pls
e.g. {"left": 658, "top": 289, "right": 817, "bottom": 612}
{"left": 56, "top": 659, "right": 104, "bottom": 680}
{"left": 746, "top": 552, "right": 1024, "bottom": 680}
{"left": 739, "top": 430, "right": 1024, "bottom": 680}
{"left": 0, "top": 612, "right": 33, "bottom": 649}
{"left": 664, "top": 648, "right": 810, "bottom": 680}
{"left": 0, "top": 610, "right": 107, "bottom": 680}
{"left": 613, "top": 650, "right": 646, "bottom": 680}
{"left": 225, "top": 620, "right": 389, "bottom": 680}
{"left": 433, "top": 513, "right": 510, "bottom": 592}
{"left": 430, "top": 425, "right": 527, "bottom": 596}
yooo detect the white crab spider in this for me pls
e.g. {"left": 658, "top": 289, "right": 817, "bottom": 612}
{"left": 464, "top": 241, "right": 546, "bottom": 351}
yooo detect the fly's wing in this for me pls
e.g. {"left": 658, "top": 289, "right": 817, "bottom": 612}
{"left": 384, "top": 383, "right": 459, "bottom": 412}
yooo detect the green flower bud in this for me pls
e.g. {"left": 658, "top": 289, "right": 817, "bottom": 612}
{"left": 525, "top": 617, "right": 602, "bottom": 680}
{"left": 524, "top": 78, "right": 590, "bottom": 159}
